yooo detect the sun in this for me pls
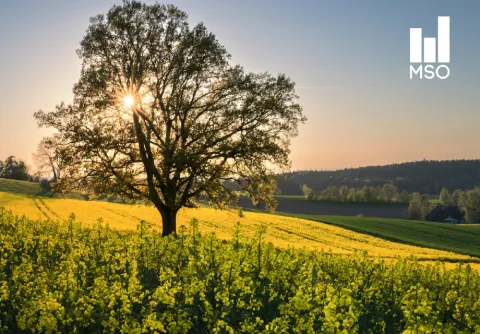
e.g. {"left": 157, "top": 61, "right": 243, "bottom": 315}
{"left": 123, "top": 95, "right": 135, "bottom": 108}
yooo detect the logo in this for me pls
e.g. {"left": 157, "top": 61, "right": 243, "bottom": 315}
{"left": 410, "top": 16, "right": 450, "bottom": 80}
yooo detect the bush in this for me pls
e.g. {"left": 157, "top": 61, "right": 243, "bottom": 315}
{"left": 39, "top": 178, "right": 51, "bottom": 191}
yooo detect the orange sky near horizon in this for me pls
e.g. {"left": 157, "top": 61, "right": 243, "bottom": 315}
{"left": 1, "top": 1, "right": 479, "bottom": 172}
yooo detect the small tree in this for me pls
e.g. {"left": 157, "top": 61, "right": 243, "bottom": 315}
{"left": 347, "top": 188, "right": 357, "bottom": 202}
{"left": 359, "top": 186, "right": 374, "bottom": 203}
{"left": 408, "top": 193, "right": 423, "bottom": 220}
{"left": 339, "top": 185, "right": 349, "bottom": 201}
{"left": 33, "top": 135, "right": 64, "bottom": 182}
{"left": 462, "top": 188, "right": 480, "bottom": 223}
{"left": 439, "top": 188, "right": 453, "bottom": 206}
{"left": 451, "top": 189, "right": 464, "bottom": 206}
{"left": 420, "top": 195, "right": 433, "bottom": 218}
{"left": 381, "top": 184, "right": 398, "bottom": 203}
{"left": 34, "top": 1, "right": 305, "bottom": 236}
{"left": 408, "top": 193, "right": 432, "bottom": 220}
{"left": 302, "top": 184, "right": 315, "bottom": 200}
{"left": 398, "top": 190, "right": 412, "bottom": 203}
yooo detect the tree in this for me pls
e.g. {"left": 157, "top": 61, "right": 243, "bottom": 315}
{"left": 439, "top": 188, "right": 453, "bottom": 206}
{"left": 462, "top": 188, "right": 480, "bottom": 223}
{"left": 420, "top": 195, "right": 433, "bottom": 219}
{"left": 408, "top": 193, "right": 423, "bottom": 220}
{"left": 408, "top": 192, "right": 432, "bottom": 220}
{"left": 34, "top": 1, "right": 305, "bottom": 236}
{"left": 347, "top": 188, "right": 357, "bottom": 202}
{"left": 381, "top": 183, "right": 398, "bottom": 202}
{"left": 0, "top": 156, "right": 30, "bottom": 181}
{"left": 302, "top": 184, "right": 315, "bottom": 200}
{"left": 398, "top": 190, "right": 412, "bottom": 203}
{"left": 339, "top": 185, "right": 349, "bottom": 201}
{"left": 32, "top": 135, "right": 64, "bottom": 181}
{"left": 451, "top": 189, "right": 464, "bottom": 206}
{"left": 320, "top": 186, "right": 340, "bottom": 201}
{"left": 359, "top": 186, "right": 374, "bottom": 202}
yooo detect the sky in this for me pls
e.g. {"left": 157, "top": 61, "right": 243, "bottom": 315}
{"left": 0, "top": 0, "right": 479, "bottom": 171}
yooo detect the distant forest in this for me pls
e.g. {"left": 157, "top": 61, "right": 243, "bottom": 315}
{"left": 278, "top": 160, "right": 480, "bottom": 195}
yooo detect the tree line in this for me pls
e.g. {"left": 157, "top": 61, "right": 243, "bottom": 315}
{"left": 0, "top": 156, "right": 32, "bottom": 181}
{"left": 301, "top": 182, "right": 480, "bottom": 223}
{"left": 279, "top": 160, "right": 480, "bottom": 195}
{"left": 0, "top": 138, "right": 63, "bottom": 192}
{"left": 301, "top": 183, "right": 412, "bottom": 203}
{"left": 408, "top": 187, "right": 480, "bottom": 224}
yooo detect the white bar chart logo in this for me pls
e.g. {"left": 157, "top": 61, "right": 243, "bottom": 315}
{"left": 409, "top": 16, "right": 450, "bottom": 79}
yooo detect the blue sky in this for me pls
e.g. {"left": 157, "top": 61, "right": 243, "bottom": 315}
{"left": 0, "top": 0, "right": 479, "bottom": 170}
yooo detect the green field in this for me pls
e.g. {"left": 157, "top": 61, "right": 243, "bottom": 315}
{"left": 285, "top": 213, "right": 480, "bottom": 258}
{"left": 0, "top": 178, "right": 45, "bottom": 196}
{"left": 0, "top": 178, "right": 104, "bottom": 201}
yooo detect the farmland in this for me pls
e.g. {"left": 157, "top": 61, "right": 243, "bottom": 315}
{"left": 240, "top": 196, "right": 409, "bottom": 219}
{"left": 284, "top": 214, "right": 480, "bottom": 258}
{"left": 1, "top": 207, "right": 480, "bottom": 333}
{"left": 0, "top": 190, "right": 479, "bottom": 270}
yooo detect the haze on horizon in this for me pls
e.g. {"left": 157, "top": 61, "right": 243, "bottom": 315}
{"left": 0, "top": 0, "right": 479, "bottom": 171}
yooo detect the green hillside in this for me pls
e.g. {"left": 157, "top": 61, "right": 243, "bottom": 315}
{"left": 285, "top": 213, "right": 480, "bottom": 258}
{"left": 0, "top": 178, "right": 86, "bottom": 200}
{"left": 0, "top": 178, "right": 44, "bottom": 195}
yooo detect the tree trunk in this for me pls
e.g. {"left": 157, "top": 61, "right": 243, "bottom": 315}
{"left": 160, "top": 208, "right": 177, "bottom": 237}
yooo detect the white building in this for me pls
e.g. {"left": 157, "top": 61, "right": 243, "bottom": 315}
{"left": 444, "top": 216, "right": 459, "bottom": 224}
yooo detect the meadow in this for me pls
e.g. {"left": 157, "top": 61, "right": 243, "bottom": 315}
{"left": 0, "top": 178, "right": 46, "bottom": 196}
{"left": 285, "top": 214, "right": 480, "bottom": 258}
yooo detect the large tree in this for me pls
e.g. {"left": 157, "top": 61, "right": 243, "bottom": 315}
{"left": 34, "top": 1, "right": 305, "bottom": 235}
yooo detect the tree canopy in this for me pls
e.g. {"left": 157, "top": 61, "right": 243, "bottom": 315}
{"left": 34, "top": 1, "right": 305, "bottom": 235}
{"left": 0, "top": 156, "right": 30, "bottom": 181}
{"left": 277, "top": 160, "right": 480, "bottom": 195}
{"left": 32, "top": 135, "right": 64, "bottom": 182}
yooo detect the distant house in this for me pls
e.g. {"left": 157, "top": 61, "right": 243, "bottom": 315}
{"left": 444, "top": 216, "right": 459, "bottom": 224}
{"left": 426, "top": 205, "right": 463, "bottom": 223}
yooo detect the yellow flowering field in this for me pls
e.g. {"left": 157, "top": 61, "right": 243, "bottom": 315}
{"left": 0, "top": 191, "right": 478, "bottom": 269}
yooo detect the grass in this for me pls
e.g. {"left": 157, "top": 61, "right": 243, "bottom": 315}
{"left": 0, "top": 190, "right": 479, "bottom": 270}
{"left": 273, "top": 194, "right": 306, "bottom": 200}
{"left": 282, "top": 213, "right": 480, "bottom": 258}
{"left": 0, "top": 178, "right": 45, "bottom": 196}
{"left": 0, "top": 177, "right": 98, "bottom": 201}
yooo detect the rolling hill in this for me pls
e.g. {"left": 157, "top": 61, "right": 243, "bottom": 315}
{"left": 0, "top": 178, "right": 45, "bottom": 196}
{"left": 0, "top": 189, "right": 479, "bottom": 270}
{"left": 283, "top": 213, "right": 480, "bottom": 258}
